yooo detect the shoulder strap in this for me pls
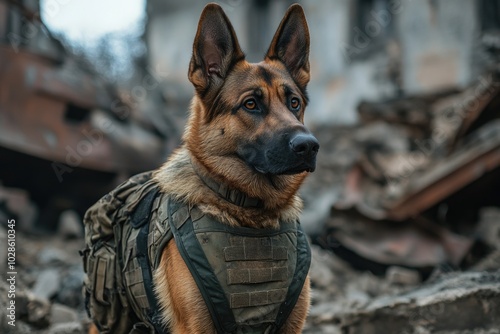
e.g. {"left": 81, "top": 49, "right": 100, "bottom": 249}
{"left": 168, "top": 198, "right": 237, "bottom": 334}
{"left": 132, "top": 187, "right": 170, "bottom": 334}
{"left": 167, "top": 198, "right": 312, "bottom": 334}
{"left": 131, "top": 187, "right": 160, "bottom": 228}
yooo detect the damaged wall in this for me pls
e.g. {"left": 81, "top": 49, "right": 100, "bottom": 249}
{"left": 0, "top": 1, "right": 169, "bottom": 229}
{"left": 146, "top": 0, "right": 481, "bottom": 124}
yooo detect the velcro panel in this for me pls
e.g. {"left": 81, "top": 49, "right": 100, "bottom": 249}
{"left": 227, "top": 267, "right": 288, "bottom": 285}
{"left": 272, "top": 247, "right": 288, "bottom": 260}
{"left": 230, "top": 288, "right": 287, "bottom": 309}
{"left": 224, "top": 237, "right": 288, "bottom": 261}
{"left": 224, "top": 246, "right": 246, "bottom": 261}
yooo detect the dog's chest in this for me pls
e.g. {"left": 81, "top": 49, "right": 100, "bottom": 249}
{"left": 139, "top": 198, "right": 310, "bottom": 333}
{"left": 193, "top": 216, "right": 299, "bottom": 326}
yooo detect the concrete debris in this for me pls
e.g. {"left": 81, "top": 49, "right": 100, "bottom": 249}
{"left": 56, "top": 265, "right": 85, "bottom": 309}
{"left": 386, "top": 266, "right": 421, "bottom": 286}
{"left": 0, "top": 228, "right": 89, "bottom": 333}
{"left": 474, "top": 207, "right": 500, "bottom": 249}
{"left": 321, "top": 207, "right": 474, "bottom": 276}
{"left": 306, "top": 243, "right": 500, "bottom": 333}
{"left": 48, "top": 322, "right": 84, "bottom": 334}
{"left": 308, "top": 66, "right": 500, "bottom": 275}
{"left": 14, "top": 289, "right": 52, "bottom": 328}
{"left": 32, "top": 269, "right": 61, "bottom": 300}
{"left": 0, "top": 279, "right": 84, "bottom": 332}
{"left": 302, "top": 67, "right": 500, "bottom": 332}
{"left": 0, "top": 184, "right": 38, "bottom": 231}
{"left": 38, "top": 248, "right": 70, "bottom": 265}
{"left": 339, "top": 271, "right": 500, "bottom": 334}
{"left": 50, "top": 303, "right": 79, "bottom": 324}
{"left": 58, "top": 210, "right": 84, "bottom": 239}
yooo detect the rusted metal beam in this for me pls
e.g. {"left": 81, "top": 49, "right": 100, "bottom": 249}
{"left": 386, "top": 122, "right": 500, "bottom": 220}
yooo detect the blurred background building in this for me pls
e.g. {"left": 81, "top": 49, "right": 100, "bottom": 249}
{"left": 145, "top": 0, "right": 485, "bottom": 124}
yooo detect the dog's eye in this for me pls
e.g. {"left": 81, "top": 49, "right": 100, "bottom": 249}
{"left": 290, "top": 97, "right": 301, "bottom": 111}
{"left": 243, "top": 98, "right": 258, "bottom": 111}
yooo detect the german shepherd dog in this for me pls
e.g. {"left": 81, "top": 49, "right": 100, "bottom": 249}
{"left": 92, "top": 3, "right": 318, "bottom": 333}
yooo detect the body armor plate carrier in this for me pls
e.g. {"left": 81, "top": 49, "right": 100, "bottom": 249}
{"left": 82, "top": 172, "right": 311, "bottom": 334}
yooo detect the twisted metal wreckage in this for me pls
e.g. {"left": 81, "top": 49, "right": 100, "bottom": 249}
{"left": 320, "top": 66, "right": 500, "bottom": 276}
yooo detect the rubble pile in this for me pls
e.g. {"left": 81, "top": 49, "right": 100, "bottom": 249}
{"left": 0, "top": 222, "right": 90, "bottom": 333}
{"left": 300, "top": 68, "right": 500, "bottom": 333}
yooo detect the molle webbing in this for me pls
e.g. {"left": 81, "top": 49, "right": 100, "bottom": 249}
{"left": 104, "top": 174, "right": 310, "bottom": 334}
{"left": 167, "top": 198, "right": 311, "bottom": 334}
{"left": 83, "top": 172, "right": 166, "bottom": 334}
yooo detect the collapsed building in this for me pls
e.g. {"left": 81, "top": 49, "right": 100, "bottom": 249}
{"left": 302, "top": 47, "right": 500, "bottom": 334}
{"left": 0, "top": 0, "right": 173, "bottom": 230}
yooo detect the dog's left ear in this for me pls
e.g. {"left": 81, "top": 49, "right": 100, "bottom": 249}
{"left": 189, "top": 3, "right": 245, "bottom": 95}
{"left": 266, "top": 4, "right": 310, "bottom": 88}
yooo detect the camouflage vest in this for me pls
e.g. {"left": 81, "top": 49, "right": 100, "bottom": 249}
{"left": 82, "top": 172, "right": 311, "bottom": 334}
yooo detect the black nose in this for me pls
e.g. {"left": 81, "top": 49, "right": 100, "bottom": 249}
{"left": 289, "top": 133, "right": 319, "bottom": 156}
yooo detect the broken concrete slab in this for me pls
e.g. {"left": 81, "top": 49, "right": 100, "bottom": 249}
{"left": 58, "top": 210, "right": 84, "bottom": 239}
{"left": 323, "top": 210, "right": 473, "bottom": 270}
{"left": 48, "top": 322, "right": 84, "bottom": 334}
{"left": 386, "top": 121, "right": 500, "bottom": 221}
{"left": 339, "top": 271, "right": 500, "bottom": 334}
{"left": 50, "top": 303, "right": 79, "bottom": 324}
{"left": 386, "top": 266, "right": 421, "bottom": 286}
{"left": 32, "top": 269, "right": 61, "bottom": 300}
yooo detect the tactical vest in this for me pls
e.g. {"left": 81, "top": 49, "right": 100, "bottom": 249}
{"left": 82, "top": 172, "right": 311, "bottom": 334}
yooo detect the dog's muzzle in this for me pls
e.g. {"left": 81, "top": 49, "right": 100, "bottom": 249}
{"left": 281, "top": 132, "right": 319, "bottom": 174}
{"left": 240, "top": 130, "right": 320, "bottom": 175}
{"left": 289, "top": 133, "right": 319, "bottom": 161}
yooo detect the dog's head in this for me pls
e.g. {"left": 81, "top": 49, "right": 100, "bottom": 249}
{"left": 186, "top": 3, "right": 318, "bottom": 187}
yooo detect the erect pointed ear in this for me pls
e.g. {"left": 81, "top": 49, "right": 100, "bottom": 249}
{"left": 188, "top": 3, "right": 245, "bottom": 95}
{"left": 265, "top": 4, "right": 310, "bottom": 88}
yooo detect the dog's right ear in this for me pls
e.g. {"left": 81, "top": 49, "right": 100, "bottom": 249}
{"left": 266, "top": 4, "right": 310, "bottom": 89}
{"left": 188, "top": 3, "right": 245, "bottom": 95}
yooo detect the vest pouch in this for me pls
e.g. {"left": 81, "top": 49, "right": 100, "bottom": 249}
{"left": 84, "top": 241, "right": 127, "bottom": 333}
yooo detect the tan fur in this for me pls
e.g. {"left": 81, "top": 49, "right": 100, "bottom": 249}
{"left": 88, "top": 323, "right": 99, "bottom": 334}
{"left": 154, "top": 242, "right": 215, "bottom": 334}
{"left": 151, "top": 3, "right": 313, "bottom": 333}
{"left": 153, "top": 147, "right": 303, "bottom": 229}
